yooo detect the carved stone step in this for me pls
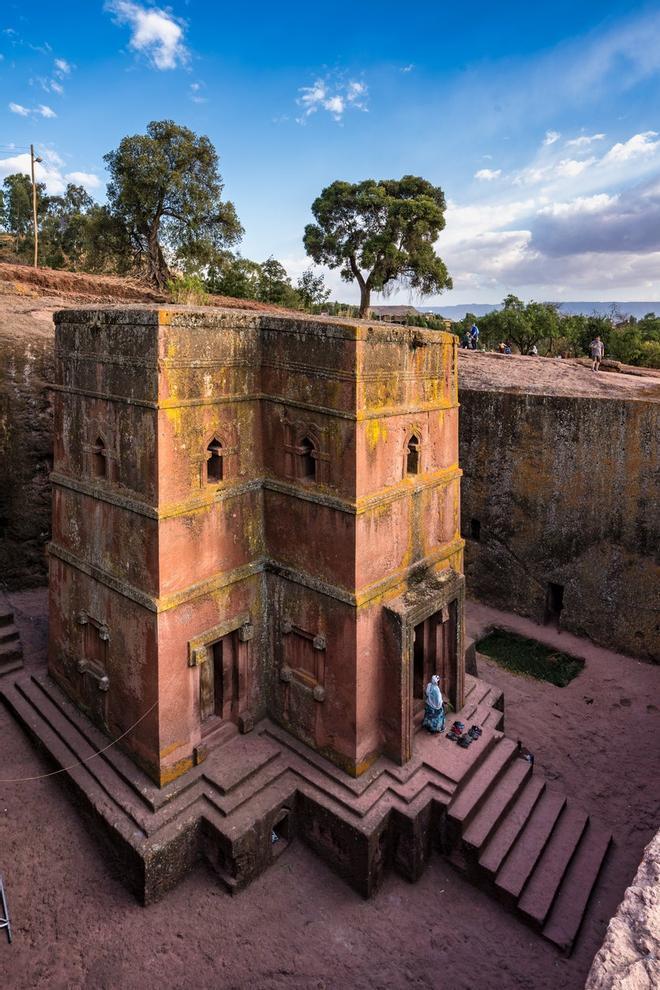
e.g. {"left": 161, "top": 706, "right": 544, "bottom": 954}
{"left": 463, "top": 757, "right": 532, "bottom": 852}
{"left": 542, "top": 821, "right": 612, "bottom": 953}
{"left": 495, "top": 789, "right": 566, "bottom": 902}
{"left": 479, "top": 776, "right": 546, "bottom": 878}
{"left": 518, "top": 803, "right": 589, "bottom": 928}
{"left": 448, "top": 737, "right": 517, "bottom": 832}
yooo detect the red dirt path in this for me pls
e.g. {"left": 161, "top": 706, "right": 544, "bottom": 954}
{"left": 1, "top": 590, "right": 658, "bottom": 990}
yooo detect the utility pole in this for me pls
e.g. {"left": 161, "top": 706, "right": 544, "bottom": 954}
{"left": 30, "top": 143, "right": 42, "bottom": 268}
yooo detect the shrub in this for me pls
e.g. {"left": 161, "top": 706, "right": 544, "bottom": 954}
{"left": 167, "top": 274, "right": 209, "bottom": 306}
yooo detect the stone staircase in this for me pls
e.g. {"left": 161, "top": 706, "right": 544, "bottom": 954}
{"left": 0, "top": 600, "right": 23, "bottom": 676}
{"left": 444, "top": 732, "right": 612, "bottom": 953}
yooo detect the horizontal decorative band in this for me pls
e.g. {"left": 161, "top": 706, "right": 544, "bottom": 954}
{"left": 48, "top": 537, "right": 464, "bottom": 614}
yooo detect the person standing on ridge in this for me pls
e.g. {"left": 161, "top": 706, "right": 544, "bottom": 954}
{"left": 590, "top": 335, "right": 605, "bottom": 372}
{"left": 469, "top": 322, "right": 480, "bottom": 350}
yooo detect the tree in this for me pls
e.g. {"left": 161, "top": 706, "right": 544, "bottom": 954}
{"left": 2, "top": 173, "right": 45, "bottom": 257}
{"left": 104, "top": 120, "right": 243, "bottom": 289}
{"left": 257, "top": 256, "right": 299, "bottom": 306}
{"left": 296, "top": 268, "right": 331, "bottom": 310}
{"left": 206, "top": 254, "right": 262, "bottom": 300}
{"left": 81, "top": 204, "right": 136, "bottom": 275}
{"left": 41, "top": 183, "right": 95, "bottom": 270}
{"left": 303, "top": 175, "right": 452, "bottom": 317}
{"left": 474, "top": 296, "right": 563, "bottom": 354}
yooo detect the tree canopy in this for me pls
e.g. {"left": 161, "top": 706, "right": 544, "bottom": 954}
{"left": 303, "top": 175, "right": 452, "bottom": 316}
{"left": 2, "top": 173, "right": 44, "bottom": 256}
{"left": 1, "top": 173, "right": 97, "bottom": 269}
{"left": 468, "top": 295, "right": 562, "bottom": 354}
{"left": 104, "top": 119, "right": 243, "bottom": 288}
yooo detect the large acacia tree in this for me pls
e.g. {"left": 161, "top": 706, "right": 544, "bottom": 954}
{"left": 104, "top": 120, "right": 243, "bottom": 289}
{"left": 303, "top": 175, "right": 452, "bottom": 316}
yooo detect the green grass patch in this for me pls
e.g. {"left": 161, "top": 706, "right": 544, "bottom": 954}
{"left": 476, "top": 629, "right": 584, "bottom": 687}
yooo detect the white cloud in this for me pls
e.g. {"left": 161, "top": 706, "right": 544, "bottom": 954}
{"left": 554, "top": 157, "right": 595, "bottom": 177}
{"left": 347, "top": 80, "right": 366, "bottom": 102}
{"left": 401, "top": 64, "right": 414, "bottom": 73}
{"left": 474, "top": 168, "right": 502, "bottom": 181}
{"left": 602, "top": 130, "right": 660, "bottom": 164}
{"left": 189, "top": 81, "right": 207, "bottom": 104}
{"left": 45, "top": 150, "right": 65, "bottom": 167}
{"left": 324, "top": 95, "right": 344, "bottom": 118}
{"left": 0, "top": 152, "right": 101, "bottom": 196}
{"left": 296, "top": 74, "right": 368, "bottom": 123}
{"left": 537, "top": 193, "right": 618, "bottom": 218}
{"left": 65, "top": 171, "right": 102, "bottom": 190}
{"left": 0, "top": 152, "right": 65, "bottom": 194}
{"left": 106, "top": 1, "right": 189, "bottom": 70}
{"left": 54, "top": 58, "right": 71, "bottom": 75}
{"left": 50, "top": 80, "right": 64, "bottom": 95}
{"left": 8, "top": 101, "right": 57, "bottom": 119}
{"left": 543, "top": 130, "right": 561, "bottom": 146}
{"left": 421, "top": 123, "right": 660, "bottom": 302}
{"left": 565, "top": 133, "right": 605, "bottom": 148}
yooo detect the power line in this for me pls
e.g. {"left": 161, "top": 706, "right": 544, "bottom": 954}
{"left": 0, "top": 694, "right": 160, "bottom": 784}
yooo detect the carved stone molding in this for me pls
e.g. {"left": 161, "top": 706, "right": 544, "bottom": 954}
{"left": 187, "top": 611, "right": 250, "bottom": 667}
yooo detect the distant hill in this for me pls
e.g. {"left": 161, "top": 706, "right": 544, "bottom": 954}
{"left": 420, "top": 302, "right": 660, "bottom": 321}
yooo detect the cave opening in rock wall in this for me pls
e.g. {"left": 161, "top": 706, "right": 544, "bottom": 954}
{"left": 544, "top": 582, "right": 564, "bottom": 627}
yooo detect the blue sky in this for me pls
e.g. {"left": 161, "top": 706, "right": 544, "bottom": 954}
{"left": 2, "top": 1, "right": 660, "bottom": 305}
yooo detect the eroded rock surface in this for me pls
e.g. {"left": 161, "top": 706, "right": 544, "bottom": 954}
{"left": 460, "top": 362, "right": 660, "bottom": 661}
{"left": 586, "top": 830, "right": 660, "bottom": 990}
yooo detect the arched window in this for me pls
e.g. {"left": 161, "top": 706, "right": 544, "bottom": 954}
{"left": 299, "top": 436, "right": 316, "bottom": 481}
{"left": 206, "top": 439, "right": 223, "bottom": 483}
{"left": 92, "top": 437, "right": 107, "bottom": 479}
{"left": 406, "top": 434, "right": 420, "bottom": 475}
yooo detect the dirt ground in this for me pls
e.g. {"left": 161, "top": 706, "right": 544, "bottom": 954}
{"left": 0, "top": 590, "right": 658, "bottom": 990}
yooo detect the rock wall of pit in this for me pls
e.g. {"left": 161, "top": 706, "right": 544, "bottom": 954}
{"left": 585, "top": 829, "right": 660, "bottom": 989}
{"left": 0, "top": 329, "right": 53, "bottom": 588}
{"left": 460, "top": 388, "right": 659, "bottom": 661}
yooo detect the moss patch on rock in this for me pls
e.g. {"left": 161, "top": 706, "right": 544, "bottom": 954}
{"left": 476, "top": 629, "right": 584, "bottom": 687}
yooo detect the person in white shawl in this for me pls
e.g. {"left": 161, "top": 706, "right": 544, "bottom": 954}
{"left": 422, "top": 674, "right": 445, "bottom": 733}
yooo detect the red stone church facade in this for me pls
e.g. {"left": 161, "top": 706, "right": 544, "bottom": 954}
{"left": 48, "top": 307, "right": 465, "bottom": 787}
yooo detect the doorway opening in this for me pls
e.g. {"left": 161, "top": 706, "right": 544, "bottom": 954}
{"left": 544, "top": 582, "right": 564, "bottom": 628}
{"left": 199, "top": 632, "right": 240, "bottom": 730}
{"left": 412, "top": 603, "right": 458, "bottom": 716}
{"left": 299, "top": 437, "right": 316, "bottom": 481}
{"left": 470, "top": 518, "right": 481, "bottom": 541}
{"left": 271, "top": 808, "right": 292, "bottom": 859}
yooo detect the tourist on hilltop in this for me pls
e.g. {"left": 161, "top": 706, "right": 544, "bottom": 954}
{"left": 504, "top": 342, "right": 512, "bottom": 354}
{"left": 469, "top": 322, "right": 480, "bottom": 350}
{"left": 460, "top": 331, "right": 471, "bottom": 349}
{"left": 530, "top": 344, "right": 538, "bottom": 356}
{"left": 422, "top": 675, "right": 445, "bottom": 733}
{"left": 590, "top": 335, "right": 605, "bottom": 372}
